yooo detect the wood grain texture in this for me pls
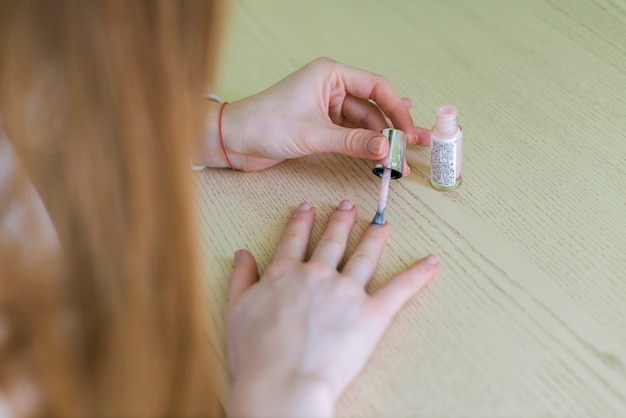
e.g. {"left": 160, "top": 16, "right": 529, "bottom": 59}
{"left": 197, "top": 0, "right": 626, "bottom": 416}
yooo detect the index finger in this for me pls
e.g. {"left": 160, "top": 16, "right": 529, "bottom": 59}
{"left": 342, "top": 222, "right": 392, "bottom": 286}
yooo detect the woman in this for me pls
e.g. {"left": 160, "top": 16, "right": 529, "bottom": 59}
{"left": 0, "top": 1, "right": 438, "bottom": 416}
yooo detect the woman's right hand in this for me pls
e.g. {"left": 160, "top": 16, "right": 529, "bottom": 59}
{"left": 226, "top": 200, "right": 439, "bottom": 417}
{"left": 193, "top": 58, "right": 431, "bottom": 172}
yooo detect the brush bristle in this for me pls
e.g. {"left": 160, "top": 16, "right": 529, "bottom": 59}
{"left": 371, "top": 209, "right": 385, "bottom": 226}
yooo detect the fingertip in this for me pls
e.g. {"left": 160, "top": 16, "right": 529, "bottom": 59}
{"left": 296, "top": 201, "right": 313, "bottom": 212}
{"left": 233, "top": 249, "right": 244, "bottom": 267}
{"left": 402, "top": 160, "right": 411, "bottom": 177}
{"left": 424, "top": 253, "right": 439, "bottom": 266}
{"left": 401, "top": 97, "right": 412, "bottom": 109}
{"left": 338, "top": 199, "right": 355, "bottom": 211}
{"left": 367, "top": 134, "right": 389, "bottom": 157}
{"left": 415, "top": 126, "right": 432, "bottom": 146}
{"left": 399, "top": 120, "right": 417, "bottom": 146}
{"left": 338, "top": 127, "right": 391, "bottom": 160}
{"left": 369, "top": 252, "right": 438, "bottom": 320}
{"left": 292, "top": 201, "right": 316, "bottom": 219}
{"left": 232, "top": 248, "right": 255, "bottom": 271}
{"left": 367, "top": 218, "right": 392, "bottom": 235}
{"left": 228, "top": 249, "right": 259, "bottom": 302}
{"left": 411, "top": 253, "right": 440, "bottom": 285}
{"left": 413, "top": 253, "right": 440, "bottom": 278}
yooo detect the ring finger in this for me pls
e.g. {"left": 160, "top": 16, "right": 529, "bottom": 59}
{"left": 273, "top": 202, "right": 316, "bottom": 262}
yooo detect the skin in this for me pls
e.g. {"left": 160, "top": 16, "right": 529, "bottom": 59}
{"left": 194, "top": 57, "right": 439, "bottom": 416}
{"left": 193, "top": 57, "right": 431, "bottom": 173}
{"left": 226, "top": 200, "right": 439, "bottom": 417}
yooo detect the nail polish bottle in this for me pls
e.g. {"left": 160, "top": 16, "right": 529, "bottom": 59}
{"left": 430, "top": 105, "right": 463, "bottom": 190}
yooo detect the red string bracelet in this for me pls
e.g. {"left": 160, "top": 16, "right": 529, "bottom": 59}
{"left": 218, "top": 101, "right": 236, "bottom": 170}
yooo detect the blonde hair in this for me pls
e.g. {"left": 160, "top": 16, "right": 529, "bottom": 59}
{"left": 0, "top": 1, "right": 224, "bottom": 416}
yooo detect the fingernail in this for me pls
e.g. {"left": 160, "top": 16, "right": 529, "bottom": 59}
{"left": 297, "top": 202, "right": 312, "bottom": 212}
{"left": 234, "top": 250, "right": 242, "bottom": 266}
{"left": 338, "top": 199, "right": 353, "bottom": 211}
{"left": 424, "top": 254, "right": 438, "bottom": 265}
{"left": 367, "top": 136, "right": 386, "bottom": 155}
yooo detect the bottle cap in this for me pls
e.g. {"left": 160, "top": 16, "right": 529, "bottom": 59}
{"left": 372, "top": 128, "right": 406, "bottom": 179}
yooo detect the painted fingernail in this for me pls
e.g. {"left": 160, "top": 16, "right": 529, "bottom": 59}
{"left": 297, "top": 202, "right": 312, "bottom": 212}
{"left": 425, "top": 254, "right": 438, "bottom": 265}
{"left": 367, "top": 136, "right": 386, "bottom": 155}
{"left": 338, "top": 200, "right": 353, "bottom": 211}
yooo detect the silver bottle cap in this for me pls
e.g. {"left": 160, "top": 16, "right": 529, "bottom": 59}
{"left": 372, "top": 128, "right": 407, "bottom": 179}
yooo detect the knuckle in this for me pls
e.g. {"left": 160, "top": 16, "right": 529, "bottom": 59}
{"left": 395, "top": 275, "right": 419, "bottom": 294}
{"left": 265, "top": 258, "right": 292, "bottom": 278}
{"left": 282, "top": 229, "right": 308, "bottom": 243}
{"left": 340, "top": 128, "right": 362, "bottom": 154}
{"left": 337, "top": 277, "right": 353, "bottom": 291}
{"left": 312, "top": 56, "right": 336, "bottom": 67}
{"left": 317, "top": 233, "right": 345, "bottom": 249}
{"left": 374, "top": 73, "right": 390, "bottom": 85}
{"left": 302, "top": 260, "right": 334, "bottom": 280}
{"left": 348, "top": 250, "right": 375, "bottom": 269}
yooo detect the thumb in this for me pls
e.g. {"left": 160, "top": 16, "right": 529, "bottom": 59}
{"left": 322, "top": 126, "right": 390, "bottom": 160}
{"left": 369, "top": 254, "right": 439, "bottom": 320}
{"left": 227, "top": 249, "right": 259, "bottom": 306}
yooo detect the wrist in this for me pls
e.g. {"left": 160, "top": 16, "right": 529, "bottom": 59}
{"left": 192, "top": 98, "right": 232, "bottom": 169}
{"left": 229, "top": 371, "right": 335, "bottom": 418}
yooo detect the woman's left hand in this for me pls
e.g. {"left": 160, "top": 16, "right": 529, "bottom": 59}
{"left": 225, "top": 200, "right": 439, "bottom": 416}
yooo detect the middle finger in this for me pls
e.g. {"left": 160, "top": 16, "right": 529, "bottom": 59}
{"left": 309, "top": 200, "right": 357, "bottom": 268}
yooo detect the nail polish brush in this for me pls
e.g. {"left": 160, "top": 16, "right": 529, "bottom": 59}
{"left": 372, "top": 167, "right": 391, "bottom": 225}
{"left": 371, "top": 128, "right": 407, "bottom": 226}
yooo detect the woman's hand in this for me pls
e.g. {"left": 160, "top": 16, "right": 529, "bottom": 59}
{"left": 226, "top": 200, "right": 439, "bottom": 417}
{"left": 195, "top": 58, "right": 431, "bottom": 172}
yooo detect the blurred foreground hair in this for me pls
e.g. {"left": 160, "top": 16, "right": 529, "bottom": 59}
{"left": 0, "top": 0, "right": 224, "bottom": 416}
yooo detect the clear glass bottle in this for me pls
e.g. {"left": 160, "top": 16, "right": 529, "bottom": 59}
{"left": 430, "top": 105, "right": 463, "bottom": 190}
